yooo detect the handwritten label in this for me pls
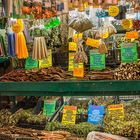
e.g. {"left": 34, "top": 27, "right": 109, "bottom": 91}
{"left": 108, "top": 104, "right": 124, "bottom": 119}
{"left": 102, "top": 32, "right": 109, "bottom": 39}
{"left": 90, "top": 50, "right": 105, "bottom": 70}
{"left": 109, "top": 6, "right": 119, "bottom": 17}
{"left": 39, "top": 49, "right": 52, "bottom": 68}
{"left": 68, "top": 52, "right": 75, "bottom": 71}
{"left": 126, "top": 32, "right": 139, "bottom": 39}
{"left": 69, "top": 42, "right": 77, "bottom": 51}
{"left": 62, "top": 106, "right": 77, "bottom": 125}
{"left": 88, "top": 105, "right": 104, "bottom": 125}
{"left": 73, "top": 63, "right": 84, "bottom": 78}
{"left": 25, "top": 57, "right": 38, "bottom": 70}
{"left": 43, "top": 100, "right": 56, "bottom": 117}
{"left": 121, "top": 42, "right": 138, "bottom": 63}
{"left": 86, "top": 38, "right": 100, "bottom": 48}
{"left": 122, "top": 19, "right": 132, "bottom": 29}
{"left": 74, "top": 33, "right": 83, "bottom": 42}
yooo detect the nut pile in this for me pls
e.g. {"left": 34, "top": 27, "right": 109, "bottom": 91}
{"left": 114, "top": 61, "right": 140, "bottom": 80}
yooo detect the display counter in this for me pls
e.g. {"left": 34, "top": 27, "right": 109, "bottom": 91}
{"left": 0, "top": 80, "right": 140, "bottom": 96}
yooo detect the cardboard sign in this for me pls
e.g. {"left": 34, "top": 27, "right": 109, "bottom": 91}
{"left": 109, "top": 6, "right": 119, "bottom": 17}
{"left": 88, "top": 105, "right": 104, "bottom": 125}
{"left": 69, "top": 42, "right": 77, "bottom": 51}
{"left": 108, "top": 104, "right": 124, "bottom": 119}
{"left": 121, "top": 42, "right": 138, "bottom": 63}
{"left": 68, "top": 53, "right": 83, "bottom": 72}
{"left": 25, "top": 57, "right": 38, "bottom": 70}
{"left": 39, "top": 49, "right": 52, "bottom": 68}
{"left": 74, "top": 33, "right": 83, "bottom": 42}
{"left": 90, "top": 50, "right": 105, "bottom": 70}
{"left": 126, "top": 32, "right": 139, "bottom": 39}
{"left": 73, "top": 63, "right": 84, "bottom": 78}
{"left": 86, "top": 38, "right": 100, "bottom": 48}
{"left": 62, "top": 106, "right": 77, "bottom": 125}
{"left": 43, "top": 100, "right": 56, "bottom": 117}
{"left": 68, "top": 52, "right": 75, "bottom": 71}
{"left": 122, "top": 19, "right": 132, "bottom": 29}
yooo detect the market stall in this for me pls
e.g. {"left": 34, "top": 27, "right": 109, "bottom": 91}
{"left": 0, "top": 0, "right": 140, "bottom": 139}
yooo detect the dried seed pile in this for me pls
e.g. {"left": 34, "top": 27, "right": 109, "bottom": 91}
{"left": 114, "top": 61, "right": 140, "bottom": 80}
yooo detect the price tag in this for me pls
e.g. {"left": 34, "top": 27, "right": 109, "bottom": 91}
{"left": 108, "top": 104, "right": 124, "bottom": 119}
{"left": 69, "top": 42, "right": 77, "bottom": 51}
{"left": 62, "top": 106, "right": 77, "bottom": 125}
{"left": 25, "top": 57, "right": 38, "bottom": 70}
{"left": 122, "top": 19, "right": 132, "bottom": 29}
{"left": 86, "top": 38, "right": 100, "bottom": 48}
{"left": 43, "top": 99, "right": 56, "bottom": 117}
{"left": 39, "top": 49, "right": 52, "bottom": 68}
{"left": 102, "top": 32, "right": 109, "bottom": 39}
{"left": 90, "top": 50, "right": 105, "bottom": 70}
{"left": 73, "top": 63, "right": 84, "bottom": 78}
{"left": 88, "top": 105, "right": 104, "bottom": 125}
{"left": 121, "top": 42, "right": 138, "bottom": 63}
{"left": 73, "top": 33, "right": 83, "bottom": 42}
{"left": 109, "top": 6, "right": 119, "bottom": 17}
{"left": 126, "top": 32, "right": 139, "bottom": 39}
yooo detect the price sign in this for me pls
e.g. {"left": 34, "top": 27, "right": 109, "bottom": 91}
{"left": 25, "top": 57, "right": 38, "bottom": 70}
{"left": 68, "top": 52, "right": 75, "bottom": 71}
{"left": 73, "top": 63, "right": 84, "bottom": 78}
{"left": 88, "top": 105, "right": 104, "bottom": 125}
{"left": 73, "top": 33, "right": 83, "bottom": 42}
{"left": 121, "top": 42, "right": 138, "bottom": 63}
{"left": 102, "top": 32, "right": 109, "bottom": 39}
{"left": 86, "top": 38, "right": 100, "bottom": 48}
{"left": 43, "top": 99, "right": 56, "bottom": 117}
{"left": 62, "top": 106, "right": 77, "bottom": 125}
{"left": 69, "top": 42, "right": 77, "bottom": 51}
{"left": 39, "top": 49, "right": 52, "bottom": 68}
{"left": 126, "top": 32, "right": 139, "bottom": 39}
{"left": 90, "top": 50, "right": 105, "bottom": 70}
{"left": 122, "top": 19, "right": 132, "bottom": 29}
{"left": 109, "top": 6, "right": 119, "bottom": 17}
{"left": 108, "top": 104, "right": 124, "bottom": 119}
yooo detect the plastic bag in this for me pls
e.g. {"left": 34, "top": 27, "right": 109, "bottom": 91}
{"left": 69, "top": 11, "right": 93, "bottom": 33}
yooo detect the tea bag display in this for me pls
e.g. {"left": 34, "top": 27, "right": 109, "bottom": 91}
{"left": 32, "top": 37, "right": 48, "bottom": 60}
{"left": 69, "top": 11, "right": 93, "bottom": 33}
{"left": 74, "top": 38, "right": 88, "bottom": 64}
